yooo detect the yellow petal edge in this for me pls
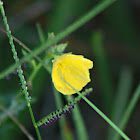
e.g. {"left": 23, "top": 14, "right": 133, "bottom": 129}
{"left": 52, "top": 53, "right": 93, "bottom": 95}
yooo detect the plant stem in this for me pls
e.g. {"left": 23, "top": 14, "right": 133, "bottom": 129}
{"left": 107, "top": 67, "right": 133, "bottom": 140}
{"left": 36, "top": 23, "right": 46, "bottom": 44}
{"left": 114, "top": 83, "right": 140, "bottom": 140}
{"left": 28, "top": 104, "right": 41, "bottom": 140}
{"left": 28, "top": 63, "right": 42, "bottom": 82}
{"left": 0, "top": 1, "right": 41, "bottom": 139}
{"left": 91, "top": 31, "right": 113, "bottom": 115}
{"left": 0, "top": 0, "right": 116, "bottom": 79}
{"left": 0, "top": 27, "right": 48, "bottom": 71}
{"left": 64, "top": 80, "right": 131, "bottom": 140}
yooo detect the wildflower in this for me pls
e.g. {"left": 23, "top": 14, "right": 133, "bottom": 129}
{"left": 52, "top": 53, "right": 93, "bottom": 95}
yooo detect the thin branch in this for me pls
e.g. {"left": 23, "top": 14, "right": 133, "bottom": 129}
{"left": 0, "top": 27, "right": 48, "bottom": 71}
{"left": 0, "top": 104, "right": 35, "bottom": 140}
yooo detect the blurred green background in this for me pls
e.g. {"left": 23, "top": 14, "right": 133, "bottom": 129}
{"left": 0, "top": 0, "right": 140, "bottom": 140}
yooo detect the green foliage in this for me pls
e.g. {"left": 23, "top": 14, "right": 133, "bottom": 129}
{"left": 91, "top": 31, "right": 113, "bottom": 115}
{"left": 0, "top": 0, "right": 140, "bottom": 140}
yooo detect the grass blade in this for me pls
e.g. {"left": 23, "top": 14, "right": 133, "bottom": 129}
{"left": 91, "top": 31, "right": 113, "bottom": 115}
{"left": 114, "top": 83, "right": 140, "bottom": 140}
{"left": 107, "top": 67, "right": 133, "bottom": 140}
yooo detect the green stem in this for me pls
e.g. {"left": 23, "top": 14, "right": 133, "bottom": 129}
{"left": 0, "top": 0, "right": 116, "bottom": 79}
{"left": 107, "top": 67, "right": 133, "bottom": 140}
{"left": 0, "top": 26, "right": 48, "bottom": 72}
{"left": 114, "top": 83, "right": 140, "bottom": 140}
{"left": 81, "top": 96, "right": 130, "bottom": 140}
{"left": 0, "top": 1, "right": 41, "bottom": 139}
{"left": 91, "top": 31, "right": 113, "bottom": 114}
{"left": 28, "top": 104, "right": 41, "bottom": 140}
{"left": 36, "top": 23, "right": 46, "bottom": 44}
{"left": 28, "top": 63, "right": 42, "bottom": 82}
{"left": 64, "top": 80, "right": 131, "bottom": 140}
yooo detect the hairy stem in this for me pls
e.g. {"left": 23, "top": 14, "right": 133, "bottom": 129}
{"left": 0, "top": 1, "right": 41, "bottom": 139}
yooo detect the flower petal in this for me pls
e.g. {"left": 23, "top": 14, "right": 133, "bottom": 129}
{"left": 52, "top": 54, "right": 93, "bottom": 95}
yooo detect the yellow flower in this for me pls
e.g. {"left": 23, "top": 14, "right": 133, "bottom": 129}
{"left": 52, "top": 53, "right": 93, "bottom": 95}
